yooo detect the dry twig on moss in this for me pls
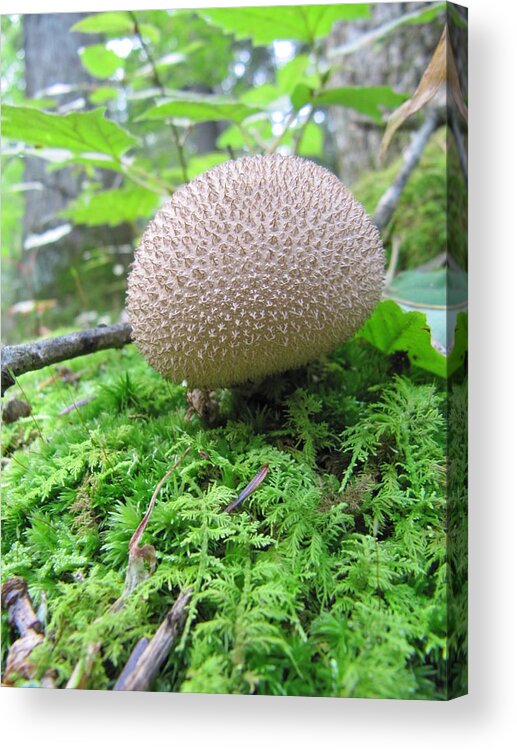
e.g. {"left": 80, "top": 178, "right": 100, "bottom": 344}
{"left": 1, "top": 322, "right": 132, "bottom": 395}
{"left": 113, "top": 589, "right": 192, "bottom": 691}
{"left": 1, "top": 577, "right": 55, "bottom": 687}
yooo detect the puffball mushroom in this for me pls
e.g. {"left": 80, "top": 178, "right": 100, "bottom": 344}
{"left": 127, "top": 154, "right": 384, "bottom": 388}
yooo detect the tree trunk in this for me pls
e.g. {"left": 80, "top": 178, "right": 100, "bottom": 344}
{"left": 22, "top": 14, "right": 111, "bottom": 295}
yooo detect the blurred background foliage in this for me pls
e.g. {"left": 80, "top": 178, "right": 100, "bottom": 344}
{"left": 1, "top": 3, "right": 465, "bottom": 345}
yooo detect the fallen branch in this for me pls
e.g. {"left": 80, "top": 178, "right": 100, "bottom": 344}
{"left": 66, "top": 449, "right": 191, "bottom": 688}
{"left": 113, "top": 589, "right": 192, "bottom": 691}
{"left": 1, "top": 322, "right": 132, "bottom": 395}
{"left": 374, "top": 108, "right": 441, "bottom": 232}
{"left": 1, "top": 577, "right": 56, "bottom": 687}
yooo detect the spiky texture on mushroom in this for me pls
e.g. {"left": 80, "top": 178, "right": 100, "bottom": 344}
{"left": 127, "top": 154, "right": 385, "bottom": 388}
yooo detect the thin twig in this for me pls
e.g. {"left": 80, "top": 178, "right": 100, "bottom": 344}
{"left": 129, "top": 447, "right": 192, "bottom": 554}
{"left": 113, "top": 588, "right": 192, "bottom": 691}
{"left": 267, "top": 109, "right": 298, "bottom": 154}
{"left": 224, "top": 464, "right": 269, "bottom": 513}
{"left": 130, "top": 11, "right": 189, "bottom": 183}
{"left": 1, "top": 322, "right": 132, "bottom": 395}
{"left": 59, "top": 395, "right": 96, "bottom": 416}
{"left": 2, "top": 577, "right": 56, "bottom": 687}
{"left": 373, "top": 108, "right": 441, "bottom": 232}
{"left": 7, "top": 372, "right": 46, "bottom": 443}
{"left": 67, "top": 449, "right": 191, "bottom": 688}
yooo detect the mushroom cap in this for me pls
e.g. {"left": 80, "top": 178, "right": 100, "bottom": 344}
{"left": 127, "top": 154, "right": 384, "bottom": 387}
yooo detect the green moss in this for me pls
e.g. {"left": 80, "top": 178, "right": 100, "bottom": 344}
{"left": 1, "top": 338, "right": 464, "bottom": 698}
{"left": 354, "top": 128, "right": 447, "bottom": 270}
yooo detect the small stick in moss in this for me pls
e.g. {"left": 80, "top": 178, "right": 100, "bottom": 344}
{"left": 224, "top": 464, "right": 269, "bottom": 513}
{"left": 67, "top": 449, "right": 192, "bottom": 687}
{"left": 113, "top": 588, "right": 192, "bottom": 691}
{"left": 112, "top": 446, "right": 192, "bottom": 611}
{"left": 1, "top": 577, "right": 55, "bottom": 687}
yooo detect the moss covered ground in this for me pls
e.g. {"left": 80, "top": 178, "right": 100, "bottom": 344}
{"left": 2, "top": 336, "right": 466, "bottom": 698}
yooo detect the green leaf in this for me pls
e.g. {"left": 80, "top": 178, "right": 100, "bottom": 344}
{"left": 72, "top": 12, "right": 159, "bottom": 43}
{"left": 241, "top": 84, "right": 284, "bottom": 107}
{"left": 1, "top": 105, "right": 137, "bottom": 159}
{"left": 294, "top": 86, "right": 408, "bottom": 124}
{"left": 72, "top": 11, "right": 134, "bottom": 35}
{"left": 447, "top": 312, "right": 468, "bottom": 376}
{"left": 201, "top": 4, "right": 370, "bottom": 45}
{"left": 387, "top": 269, "right": 467, "bottom": 308}
{"left": 357, "top": 300, "right": 447, "bottom": 377}
{"left": 62, "top": 184, "right": 160, "bottom": 227}
{"left": 90, "top": 86, "right": 119, "bottom": 105}
{"left": 277, "top": 54, "right": 310, "bottom": 93}
{"left": 80, "top": 45, "right": 122, "bottom": 79}
{"left": 298, "top": 121, "right": 324, "bottom": 157}
{"left": 291, "top": 83, "right": 313, "bottom": 111}
{"left": 137, "top": 92, "right": 259, "bottom": 124}
{"left": 387, "top": 269, "right": 468, "bottom": 352}
{"left": 217, "top": 119, "right": 271, "bottom": 150}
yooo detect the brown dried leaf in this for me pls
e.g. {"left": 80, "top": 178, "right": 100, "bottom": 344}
{"left": 380, "top": 25, "right": 467, "bottom": 159}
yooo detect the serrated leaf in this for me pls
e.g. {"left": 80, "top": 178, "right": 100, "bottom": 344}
{"left": 357, "top": 300, "right": 447, "bottom": 377}
{"left": 1, "top": 105, "right": 137, "bottom": 159}
{"left": 297, "top": 86, "right": 408, "bottom": 124}
{"left": 137, "top": 92, "right": 259, "bottom": 124}
{"left": 62, "top": 184, "right": 160, "bottom": 227}
{"left": 80, "top": 45, "right": 122, "bottom": 79}
{"left": 201, "top": 4, "right": 370, "bottom": 45}
{"left": 72, "top": 11, "right": 134, "bottom": 35}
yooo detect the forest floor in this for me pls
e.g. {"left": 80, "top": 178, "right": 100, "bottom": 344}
{"left": 1, "top": 336, "right": 466, "bottom": 698}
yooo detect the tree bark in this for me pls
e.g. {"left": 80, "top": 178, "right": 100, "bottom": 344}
{"left": 22, "top": 14, "right": 102, "bottom": 293}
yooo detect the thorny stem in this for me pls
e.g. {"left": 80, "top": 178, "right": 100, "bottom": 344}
{"left": 129, "top": 11, "right": 189, "bottom": 184}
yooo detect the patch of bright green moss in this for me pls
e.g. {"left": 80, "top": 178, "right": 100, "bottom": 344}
{"left": 354, "top": 128, "right": 447, "bottom": 270}
{"left": 2, "top": 338, "right": 464, "bottom": 698}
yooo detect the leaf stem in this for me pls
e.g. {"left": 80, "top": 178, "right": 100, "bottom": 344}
{"left": 130, "top": 11, "right": 189, "bottom": 184}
